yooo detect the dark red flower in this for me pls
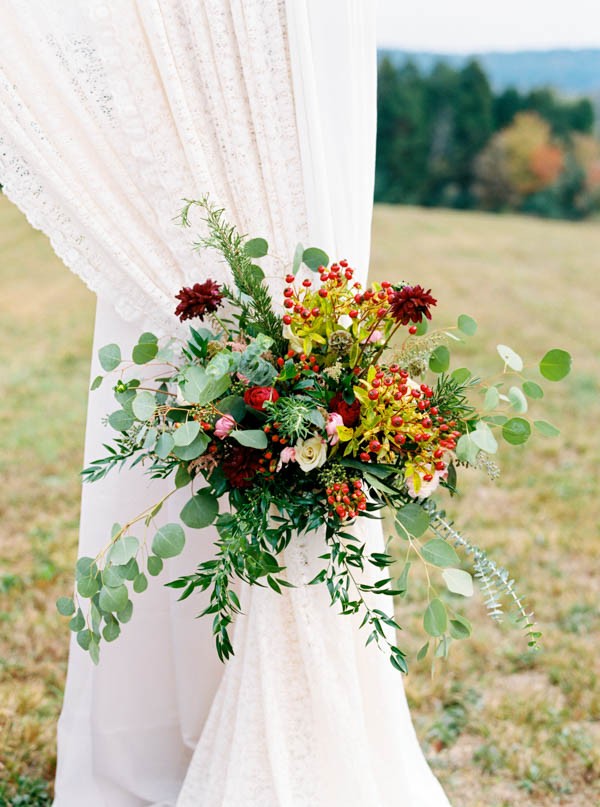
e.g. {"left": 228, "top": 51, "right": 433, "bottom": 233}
{"left": 243, "top": 386, "right": 279, "bottom": 411}
{"left": 329, "top": 392, "right": 361, "bottom": 427}
{"left": 174, "top": 279, "right": 223, "bottom": 322}
{"left": 389, "top": 285, "right": 437, "bottom": 326}
{"left": 222, "top": 444, "right": 262, "bottom": 488}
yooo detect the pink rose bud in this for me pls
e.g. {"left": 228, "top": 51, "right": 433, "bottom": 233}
{"left": 214, "top": 414, "right": 236, "bottom": 439}
{"left": 276, "top": 446, "right": 296, "bottom": 471}
{"left": 366, "top": 329, "right": 384, "bottom": 344}
{"left": 326, "top": 412, "right": 345, "bottom": 445}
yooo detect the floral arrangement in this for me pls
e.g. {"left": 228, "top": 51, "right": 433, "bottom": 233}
{"left": 57, "top": 197, "right": 572, "bottom": 672}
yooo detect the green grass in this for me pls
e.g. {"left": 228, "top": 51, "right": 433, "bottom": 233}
{"left": 1, "top": 196, "right": 599, "bottom": 805}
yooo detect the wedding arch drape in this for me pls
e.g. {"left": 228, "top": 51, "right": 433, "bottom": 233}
{"left": 1, "top": 2, "right": 450, "bottom": 805}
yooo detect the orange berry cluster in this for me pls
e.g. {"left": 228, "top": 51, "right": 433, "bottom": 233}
{"left": 325, "top": 478, "right": 367, "bottom": 521}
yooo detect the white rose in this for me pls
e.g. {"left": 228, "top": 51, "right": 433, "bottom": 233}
{"left": 294, "top": 435, "right": 327, "bottom": 473}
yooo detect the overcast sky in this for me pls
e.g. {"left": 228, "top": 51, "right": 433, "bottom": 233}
{"left": 376, "top": 0, "right": 600, "bottom": 52}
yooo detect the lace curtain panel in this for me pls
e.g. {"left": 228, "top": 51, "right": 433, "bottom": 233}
{"left": 0, "top": 1, "right": 450, "bottom": 804}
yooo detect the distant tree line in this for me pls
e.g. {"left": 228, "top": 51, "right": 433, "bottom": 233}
{"left": 376, "top": 57, "right": 600, "bottom": 219}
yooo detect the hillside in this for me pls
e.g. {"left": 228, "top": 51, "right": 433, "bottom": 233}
{"left": 380, "top": 48, "right": 600, "bottom": 96}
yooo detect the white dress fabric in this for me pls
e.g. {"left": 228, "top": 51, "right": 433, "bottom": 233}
{"left": 0, "top": 1, "right": 451, "bottom": 805}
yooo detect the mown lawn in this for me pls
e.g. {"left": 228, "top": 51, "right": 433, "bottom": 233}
{"left": 0, "top": 195, "right": 598, "bottom": 805}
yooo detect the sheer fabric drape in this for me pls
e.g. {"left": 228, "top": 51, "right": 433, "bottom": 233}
{"left": 0, "top": 1, "right": 450, "bottom": 804}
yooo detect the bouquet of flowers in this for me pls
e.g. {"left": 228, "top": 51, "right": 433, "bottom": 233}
{"left": 57, "top": 197, "right": 572, "bottom": 672}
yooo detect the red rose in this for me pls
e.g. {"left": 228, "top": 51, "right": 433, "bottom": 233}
{"left": 243, "top": 386, "right": 279, "bottom": 411}
{"left": 329, "top": 392, "right": 361, "bottom": 427}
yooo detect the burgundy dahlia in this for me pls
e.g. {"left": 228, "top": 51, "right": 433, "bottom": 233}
{"left": 389, "top": 285, "right": 437, "bottom": 326}
{"left": 222, "top": 444, "right": 263, "bottom": 489}
{"left": 329, "top": 392, "right": 362, "bottom": 427}
{"left": 174, "top": 279, "right": 223, "bottom": 322}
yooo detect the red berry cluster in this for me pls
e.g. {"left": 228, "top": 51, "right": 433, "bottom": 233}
{"left": 325, "top": 479, "right": 367, "bottom": 521}
{"left": 281, "top": 260, "right": 357, "bottom": 326}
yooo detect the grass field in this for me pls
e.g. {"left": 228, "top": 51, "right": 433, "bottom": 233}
{"left": 0, "top": 195, "right": 598, "bottom": 806}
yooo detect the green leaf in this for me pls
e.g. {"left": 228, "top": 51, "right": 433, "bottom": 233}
{"left": 539, "top": 349, "right": 572, "bottom": 382}
{"left": 132, "top": 391, "right": 156, "bottom": 421}
{"left": 90, "top": 375, "right": 103, "bottom": 391}
{"left": 152, "top": 523, "right": 186, "bottom": 559}
{"left": 508, "top": 386, "right": 528, "bottom": 414}
{"left": 457, "top": 314, "right": 477, "bottom": 336}
{"left": 502, "top": 417, "right": 531, "bottom": 446}
{"left": 107, "top": 535, "right": 139, "bottom": 565}
{"left": 102, "top": 618, "right": 121, "bottom": 642}
{"left": 244, "top": 237, "right": 269, "bottom": 258}
{"left": 172, "top": 431, "right": 210, "bottom": 461}
{"left": 292, "top": 242, "right": 304, "bottom": 274}
{"left": 69, "top": 609, "right": 85, "bottom": 632}
{"left": 451, "top": 367, "right": 471, "bottom": 384}
{"left": 155, "top": 432, "right": 175, "bottom": 459}
{"left": 429, "top": 345, "right": 450, "bottom": 374}
{"left": 416, "top": 641, "right": 429, "bottom": 661}
{"left": 396, "top": 561, "right": 411, "bottom": 596}
{"left": 181, "top": 366, "right": 230, "bottom": 405}
{"left": 99, "top": 343, "right": 121, "bottom": 371}
{"left": 102, "top": 564, "right": 126, "bottom": 587}
{"left": 302, "top": 247, "right": 329, "bottom": 271}
{"left": 56, "top": 596, "right": 76, "bottom": 616}
{"left": 449, "top": 615, "right": 472, "bottom": 639}
{"left": 456, "top": 432, "right": 480, "bottom": 464}
{"left": 117, "top": 600, "right": 133, "bottom": 623}
{"left": 108, "top": 409, "right": 134, "bottom": 432}
{"left": 122, "top": 557, "right": 139, "bottom": 581}
{"left": 77, "top": 629, "right": 92, "bottom": 651}
{"left": 219, "top": 395, "right": 246, "bottom": 422}
{"left": 442, "top": 568, "right": 474, "bottom": 597}
{"left": 77, "top": 574, "right": 99, "bottom": 598}
{"left": 76, "top": 556, "right": 97, "bottom": 578}
{"left": 523, "top": 380, "right": 544, "bottom": 400}
{"left": 175, "top": 464, "right": 192, "bottom": 489}
{"left": 497, "top": 344, "right": 523, "bottom": 372}
{"left": 173, "top": 421, "right": 201, "bottom": 447}
{"left": 470, "top": 422, "right": 498, "bottom": 454}
{"left": 395, "top": 503, "right": 430, "bottom": 538}
{"left": 147, "top": 555, "right": 163, "bottom": 576}
{"left": 132, "top": 341, "right": 159, "bottom": 364}
{"left": 133, "top": 573, "right": 148, "bottom": 593}
{"left": 98, "top": 584, "right": 129, "bottom": 613}
{"left": 415, "top": 318, "right": 428, "bottom": 335}
{"left": 230, "top": 429, "right": 268, "bottom": 449}
{"left": 483, "top": 386, "right": 500, "bottom": 410}
{"left": 423, "top": 598, "right": 447, "bottom": 637}
{"left": 534, "top": 419, "right": 561, "bottom": 437}
{"left": 139, "top": 331, "right": 158, "bottom": 344}
{"left": 421, "top": 538, "right": 460, "bottom": 568}
{"left": 180, "top": 489, "right": 220, "bottom": 529}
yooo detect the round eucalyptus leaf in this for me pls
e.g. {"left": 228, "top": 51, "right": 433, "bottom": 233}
{"left": 243, "top": 237, "right": 269, "bottom": 258}
{"left": 98, "top": 343, "right": 121, "bottom": 371}
{"left": 457, "top": 314, "right": 477, "bottom": 336}
{"left": 117, "top": 600, "right": 134, "bottom": 624}
{"left": 56, "top": 596, "right": 76, "bottom": 616}
{"left": 502, "top": 417, "right": 531, "bottom": 445}
{"left": 539, "top": 349, "right": 572, "bottom": 382}
{"left": 133, "top": 573, "right": 148, "bottom": 594}
{"left": 175, "top": 463, "right": 192, "bottom": 489}
{"left": 155, "top": 432, "right": 175, "bottom": 459}
{"left": 76, "top": 556, "right": 98, "bottom": 579}
{"left": 102, "top": 617, "right": 121, "bottom": 643}
{"left": 69, "top": 609, "right": 85, "bottom": 632}
{"left": 508, "top": 386, "right": 528, "bottom": 413}
{"left": 152, "top": 523, "right": 186, "bottom": 559}
{"left": 415, "top": 318, "right": 428, "bottom": 335}
{"left": 456, "top": 433, "right": 480, "bottom": 464}
{"left": 442, "top": 568, "right": 474, "bottom": 597}
{"left": 229, "top": 429, "right": 268, "bottom": 449}
{"left": 497, "top": 344, "right": 523, "bottom": 372}
{"left": 483, "top": 386, "right": 500, "bottom": 410}
{"left": 423, "top": 598, "right": 447, "bottom": 637}
{"left": 107, "top": 535, "right": 139, "bottom": 566}
{"left": 122, "top": 557, "right": 139, "bottom": 581}
{"left": 523, "top": 380, "right": 544, "bottom": 399}
{"left": 302, "top": 247, "right": 329, "bottom": 271}
{"left": 173, "top": 421, "right": 201, "bottom": 447}
{"left": 173, "top": 431, "right": 209, "bottom": 461}
{"left": 108, "top": 409, "right": 134, "bottom": 433}
{"left": 102, "top": 565, "right": 127, "bottom": 588}
{"left": 132, "top": 341, "right": 159, "bottom": 365}
{"left": 429, "top": 345, "right": 450, "bottom": 374}
{"left": 147, "top": 555, "right": 164, "bottom": 577}
{"left": 421, "top": 538, "right": 460, "bottom": 568}
{"left": 449, "top": 615, "right": 472, "bottom": 639}
{"left": 395, "top": 503, "right": 430, "bottom": 538}
{"left": 138, "top": 331, "right": 158, "bottom": 344}
{"left": 77, "top": 574, "right": 100, "bottom": 598}
{"left": 98, "top": 584, "right": 129, "bottom": 613}
{"left": 451, "top": 367, "right": 471, "bottom": 384}
{"left": 470, "top": 422, "right": 498, "bottom": 454}
{"left": 132, "top": 391, "right": 156, "bottom": 421}
{"left": 77, "top": 629, "right": 92, "bottom": 651}
{"left": 180, "top": 489, "right": 220, "bottom": 529}
{"left": 534, "top": 419, "right": 561, "bottom": 437}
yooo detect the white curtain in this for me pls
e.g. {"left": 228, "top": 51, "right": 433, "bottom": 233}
{"left": 0, "top": 1, "right": 450, "bottom": 805}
